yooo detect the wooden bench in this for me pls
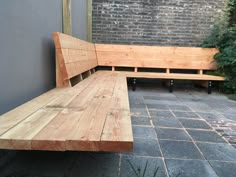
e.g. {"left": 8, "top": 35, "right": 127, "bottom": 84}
{"left": 0, "top": 33, "right": 133, "bottom": 152}
{"left": 95, "top": 44, "right": 225, "bottom": 93}
{"left": 0, "top": 32, "right": 224, "bottom": 152}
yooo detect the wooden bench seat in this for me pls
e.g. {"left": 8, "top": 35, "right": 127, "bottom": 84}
{"left": 0, "top": 32, "right": 225, "bottom": 152}
{"left": 95, "top": 44, "right": 225, "bottom": 93}
{"left": 0, "top": 71, "right": 133, "bottom": 151}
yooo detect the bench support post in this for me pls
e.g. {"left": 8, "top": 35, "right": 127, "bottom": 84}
{"left": 169, "top": 79, "right": 174, "bottom": 93}
{"left": 208, "top": 81, "right": 212, "bottom": 94}
{"left": 132, "top": 78, "right": 136, "bottom": 91}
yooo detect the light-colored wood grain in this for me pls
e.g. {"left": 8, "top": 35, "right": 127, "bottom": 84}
{"left": 63, "top": 0, "right": 72, "bottom": 35}
{"left": 95, "top": 44, "right": 219, "bottom": 70}
{"left": 0, "top": 89, "right": 67, "bottom": 136}
{"left": 0, "top": 109, "right": 59, "bottom": 150}
{"left": 53, "top": 32, "right": 98, "bottom": 86}
{"left": 122, "top": 71, "right": 225, "bottom": 81}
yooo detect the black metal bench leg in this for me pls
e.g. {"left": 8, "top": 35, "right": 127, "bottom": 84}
{"left": 132, "top": 78, "right": 136, "bottom": 91}
{"left": 169, "top": 79, "right": 174, "bottom": 93}
{"left": 208, "top": 81, "right": 212, "bottom": 94}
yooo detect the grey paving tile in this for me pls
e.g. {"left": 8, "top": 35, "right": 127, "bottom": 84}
{"left": 130, "top": 103, "right": 146, "bottom": 108}
{"left": 179, "top": 119, "right": 212, "bottom": 129}
{"left": 185, "top": 102, "right": 213, "bottom": 112}
{"left": 209, "top": 161, "right": 236, "bottom": 177}
{"left": 125, "top": 138, "right": 162, "bottom": 157}
{"left": 131, "top": 108, "right": 149, "bottom": 117}
{"left": 120, "top": 156, "right": 168, "bottom": 177}
{"left": 172, "top": 111, "right": 200, "bottom": 119}
{"left": 149, "top": 110, "right": 175, "bottom": 118}
{"left": 143, "top": 95, "right": 161, "bottom": 100}
{"left": 131, "top": 116, "right": 151, "bottom": 126}
{"left": 166, "top": 159, "right": 217, "bottom": 177}
{"left": 187, "top": 129, "right": 226, "bottom": 143}
{"left": 196, "top": 112, "right": 224, "bottom": 120}
{"left": 196, "top": 142, "right": 236, "bottom": 161}
{"left": 152, "top": 117, "right": 183, "bottom": 128}
{"left": 68, "top": 152, "right": 119, "bottom": 177}
{"left": 168, "top": 105, "right": 192, "bottom": 111}
{"left": 146, "top": 103, "right": 169, "bottom": 110}
{"left": 159, "top": 140, "right": 203, "bottom": 160}
{"left": 132, "top": 126, "right": 157, "bottom": 139}
{"left": 223, "top": 114, "right": 236, "bottom": 121}
{"left": 155, "top": 128, "right": 191, "bottom": 141}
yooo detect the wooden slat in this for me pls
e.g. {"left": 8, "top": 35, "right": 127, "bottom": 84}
{"left": 122, "top": 71, "right": 225, "bottom": 81}
{"left": 32, "top": 72, "right": 110, "bottom": 151}
{"left": 66, "top": 74, "right": 117, "bottom": 151}
{"left": 63, "top": 0, "right": 72, "bottom": 35}
{"left": 0, "top": 109, "right": 59, "bottom": 150}
{"left": 95, "top": 44, "right": 219, "bottom": 70}
{"left": 0, "top": 89, "right": 68, "bottom": 136}
{"left": 53, "top": 32, "right": 98, "bottom": 83}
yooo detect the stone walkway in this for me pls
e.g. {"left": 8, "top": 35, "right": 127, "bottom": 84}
{"left": 0, "top": 86, "right": 236, "bottom": 177}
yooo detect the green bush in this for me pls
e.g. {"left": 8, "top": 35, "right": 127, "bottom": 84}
{"left": 201, "top": 0, "right": 236, "bottom": 94}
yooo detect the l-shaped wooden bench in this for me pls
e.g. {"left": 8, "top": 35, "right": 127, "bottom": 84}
{"left": 0, "top": 32, "right": 224, "bottom": 152}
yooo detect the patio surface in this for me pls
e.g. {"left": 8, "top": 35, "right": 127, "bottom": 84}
{"left": 0, "top": 84, "right": 236, "bottom": 177}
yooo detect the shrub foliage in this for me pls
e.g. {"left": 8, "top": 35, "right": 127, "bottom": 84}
{"left": 201, "top": 0, "right": 236, "bottom": 94}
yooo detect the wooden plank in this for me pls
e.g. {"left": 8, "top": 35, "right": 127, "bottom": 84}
{"left": 198, "top": 70, "right": 203, "bottom": 75}
{"left": 100, "top": 109, "right": 133, "bottom": 152}
{"left": 95, "top": 44, "right": 219, "bottom": 70}
{"left": 166, "top": 68, "right": 170, "bottom": 74}
{"left": 98, "top": 58, "right": 217, "bottom": 70}
{"left": 56, "top": 51, "right": 71, "bottom": 87}
{"left": 95, "top": 44, "right": 219, "bottom": 54}
{"left": 122, "top": 72, "right": 225, "bottom": 81}
{"left": 32, "top": 72, "right": 107, "bottom": 151}
{"left": 32, "top": 109, "right": 83, "bottom": 151}
{"left": 63, "top": 0, "right": 72, "bottom": 35}
{"left": 53, "top": 32, "right": 98, "bottom": 80}
{"left": 66, "top": 74, "right": 117, "bottom": 151}
{"left": 0, "top": 89, "right": 66, "bottom": 136}
{"left": 0, "top": 109, "right": 59, "bottom": 150}
{"left": 87, "top": 0, "right": 92, "bottom": 42}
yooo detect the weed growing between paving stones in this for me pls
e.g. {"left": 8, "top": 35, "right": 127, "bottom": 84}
{"left": 127, "top": 160, "right": 159, "bottom": 177}
{"left": 127, "top": 159, "right": 181, "bottom": 177}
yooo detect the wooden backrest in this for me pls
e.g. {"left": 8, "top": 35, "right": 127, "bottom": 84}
{"left": 95, "top": 44, "right": 219, "bottom": 71}
{"left": 53, "top": 32, "right": 98, "bottom": 87}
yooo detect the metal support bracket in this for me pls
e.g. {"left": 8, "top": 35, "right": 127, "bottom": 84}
{"left": 208, "top": 81, "right": 212, "bottom": 94}
{"left": 169, "top": 79, "right": 174, "bottom": 93}
{"left": 132, "top": 78, "right": 136, "bottom": 91}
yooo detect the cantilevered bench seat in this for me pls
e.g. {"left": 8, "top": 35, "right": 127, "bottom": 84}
{"left": 0, "top": 32, "right": 224, "bottom": 152}
{"left": 95, "top": 44, "right": 225, "bottom": 93}
{"left": 0, "top": 71, "right": 133, "bottom": 151}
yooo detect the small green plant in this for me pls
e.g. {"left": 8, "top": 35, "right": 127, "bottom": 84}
{"left": 127, "top": 159, "right": 181, "bottom": 177}
{"left": 127, "top": 160, "right": 159, "bottom": 177}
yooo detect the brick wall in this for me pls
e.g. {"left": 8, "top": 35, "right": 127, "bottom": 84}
{"left": 92, "top": 0, "right": 225, "bottom": 46}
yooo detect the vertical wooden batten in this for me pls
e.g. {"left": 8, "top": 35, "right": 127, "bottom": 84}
{"left": 87, "top": 0, "right": 92, "bottom": 42}
{"left": 63, "top": 0, "right": 72, "bottom": 35}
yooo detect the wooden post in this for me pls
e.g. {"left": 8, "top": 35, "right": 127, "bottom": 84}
{"left": 198, "top": 70, "right": 203, "bottom": 75}
{"left": 166, "top": 68, "right": 170, "bottom": 74}
{"left": 63, "top": 0, "right": 72, "bottom": 35}
{"left": 87, "top": 0, "right": 92, "bottom": 42}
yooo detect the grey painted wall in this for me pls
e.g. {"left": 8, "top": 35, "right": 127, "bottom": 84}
{"left": 72, "top": 0, "right": 87, "bottom": 40}
{"left": 0, "top": 0, "right": 63, "bottom": 115}
{"left": 0, "top": 0, "right": 88, "bottom": 115}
